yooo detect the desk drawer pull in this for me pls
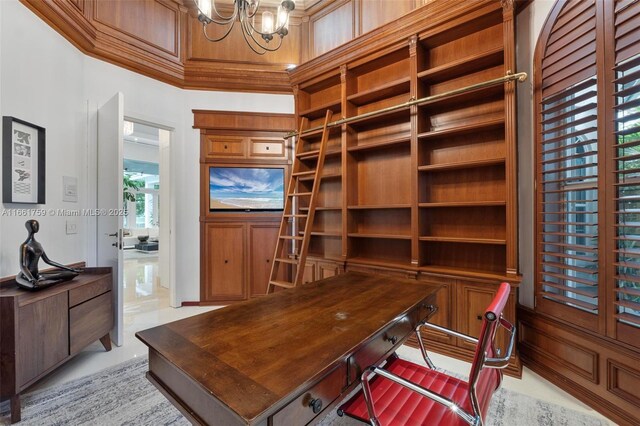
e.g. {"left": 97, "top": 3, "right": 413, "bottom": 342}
{"left": 386, "top": 335, "right": 398, "bottom": 345}
{"left": 308, "top": 398, "right": 323, "bottom": 414}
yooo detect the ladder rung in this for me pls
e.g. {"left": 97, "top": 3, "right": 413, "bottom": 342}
{"left": 280, "top": 235, "right": 304, "bottom": 240}
{"left": 289, "top": 192, "right": 312, "bottom": 197}
{"left": 283, "top": 214, "right": 308, "bottom": 218}
{"left": 269, "top": 280, "right": 295, "bottom": 289}
{"left": 292, "top": 170, "right": 316, "bottom": 177}
{"left": 275, "top": 257, "right": 299, "bottom": 265}
{"left": 297, "top": 150, "right": 320, "bottom": 159}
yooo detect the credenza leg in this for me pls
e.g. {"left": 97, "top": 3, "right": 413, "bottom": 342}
{"left": 10, "top": 394, "right": 20, "bottom": 424}
{"left": 100, "top": 334, "right": 112, "bottom": 352}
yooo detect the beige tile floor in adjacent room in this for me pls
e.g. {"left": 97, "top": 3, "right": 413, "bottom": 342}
{"left": 28, "top": 257, "right": 615, "bottom": 424}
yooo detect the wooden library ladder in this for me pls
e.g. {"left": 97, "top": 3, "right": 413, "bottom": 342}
{"left": 267, "top": 110, "right": 333, "bottom": 293}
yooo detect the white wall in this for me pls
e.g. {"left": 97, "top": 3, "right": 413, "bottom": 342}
{"left": 0, "top": 1, "right": 294, "bottom": 303}
{"left": 516, "top": 0, "right": 554, "bottom": 307}
{"left": 0, "top": 1, "right": 87, "bottom": 278}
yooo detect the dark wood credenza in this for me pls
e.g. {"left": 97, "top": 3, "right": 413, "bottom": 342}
{"left": 0, "top": 267, "right": 114, "bottom": 423}
{"left": 136, "top": 272, "right": 439, "bottom": 425}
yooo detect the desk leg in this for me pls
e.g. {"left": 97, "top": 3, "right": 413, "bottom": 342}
{"left": 100, "top": 334, "right": 112, "bottom": 352}
{"left": 10, "top": 394, "right": 20, "bottom": 424}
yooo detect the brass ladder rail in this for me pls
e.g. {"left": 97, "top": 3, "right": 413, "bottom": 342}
{"left": 284, "top": 71, "right": 527, "bottom": 139}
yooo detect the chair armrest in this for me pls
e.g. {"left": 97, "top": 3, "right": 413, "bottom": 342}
{"left": 484, "top": 317, "right": 516, "bottom": 369}
{"left": 421, "top": 323, "right": 479, "bottom": 345}
{"left": 361, "top": 366, "right": 477, "bottom": 426}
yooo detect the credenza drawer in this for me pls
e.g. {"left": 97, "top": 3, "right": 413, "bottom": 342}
{"left": 69, "top": 276, "right": 111, "bottom": 307}
{"left": 272, "top": 364, "right": 345, "bottom": 425}
{"left": 69, "top": 291, "right": 113, "bottom": 355}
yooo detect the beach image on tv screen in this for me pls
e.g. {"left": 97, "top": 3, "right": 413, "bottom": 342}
{"left": 210, "top": 167, "right": 284, "bottom": 210}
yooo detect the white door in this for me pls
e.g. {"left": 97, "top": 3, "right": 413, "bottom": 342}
{"left": 97, "top": 93, "right": 124, "bottom": 346}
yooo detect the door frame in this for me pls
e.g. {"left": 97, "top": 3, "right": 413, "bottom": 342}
{"left": 86, "top": 104, "right": 178, "bottom": 309}
{"left": 122, "top": 115, "right": 177, "bottom": 308}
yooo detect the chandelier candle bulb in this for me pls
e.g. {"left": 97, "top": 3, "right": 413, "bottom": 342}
{"left": 277, "top": 6, "right": 289, "bottom": 36}
{"left": 198, "top": 0, "right": 212, "bottom": 18}
{"left": 262, "top": 11, "right": 274, "bottom": 35}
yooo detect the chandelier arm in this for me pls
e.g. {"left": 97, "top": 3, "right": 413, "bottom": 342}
{"left": 245, "top": 0, "right": 261, "bottom": 19}
{"left": 239, "top": 18, "right": 267, "bottom": 55}
{"left": 209, "top": 0, "right": 238, "bottom": 21}
{"left": 245, "top": 23, "right": 283, "bottom": 52}
{"left": 202, "top": 20, "right": 236, "bottom": 43}
{"left": 240, "top": 12, "right": 284, "bottom": 52}
{"left": 242, "top": 12, "right": 289, "bottom": 38}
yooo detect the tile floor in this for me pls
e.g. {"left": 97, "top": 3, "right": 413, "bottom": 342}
{"left": 28, "top": 256, "right": 614, "bottom": 424}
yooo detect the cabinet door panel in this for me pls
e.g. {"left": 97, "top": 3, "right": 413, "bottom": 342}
{"left": 249, "top": 223, "right": 279, "bottom": 297}
{"left": 17, "top": 293, "right": 68, "bottom": 386}
{"left": 203, "top": 223, "right": 246, "bottom": 301}
{"left": 456, "top": 281, "right": 514, "bottom": 353}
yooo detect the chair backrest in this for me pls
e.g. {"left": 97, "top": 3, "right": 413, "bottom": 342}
{"left": 467, "top": 282, "right": 511, "bottom": 419}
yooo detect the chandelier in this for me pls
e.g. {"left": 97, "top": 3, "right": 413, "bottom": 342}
{"left": 194, "top": 0, "right": 296, "bottom": 54}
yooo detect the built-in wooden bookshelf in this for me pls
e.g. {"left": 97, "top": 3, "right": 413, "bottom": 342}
{"left": 289, "top": 0, "right": 521, "bottom": 375}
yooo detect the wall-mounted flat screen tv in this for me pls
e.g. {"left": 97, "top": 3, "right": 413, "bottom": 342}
{"left": 210, "top": 167, "right": 285, "bottom": 211}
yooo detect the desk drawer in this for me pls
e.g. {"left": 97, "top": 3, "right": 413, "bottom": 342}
{"left": 272, "top": 364, "right": 345, "bottom": 425}
{"left": 349, "top": 314, "right": 415, "bottom": 382}
{"left": 69, "top": 276, "right": 111, "bottom": 307}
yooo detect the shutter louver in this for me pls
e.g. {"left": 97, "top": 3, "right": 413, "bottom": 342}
{"left": 614, "top": 45, "right": 640, "bottom": 329}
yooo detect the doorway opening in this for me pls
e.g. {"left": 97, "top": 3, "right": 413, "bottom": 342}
{"left": 122, "top": 120, "right": 171, "bottom": 315}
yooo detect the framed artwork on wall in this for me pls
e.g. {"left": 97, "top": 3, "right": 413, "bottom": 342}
{"left": 2, "top": 116, "right": 46, "bottom": 204}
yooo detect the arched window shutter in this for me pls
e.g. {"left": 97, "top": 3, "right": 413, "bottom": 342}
{"left": 536, "top": 0, "right": 640, "bottom": 346}
{"left": 613, "top": 0, "right": 640, "bottom": 344}
{"left": 536, "top": 0, "right": 600, "bottom": 330}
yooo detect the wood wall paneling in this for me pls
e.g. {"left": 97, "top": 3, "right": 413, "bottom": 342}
{"left": 310, "top": 0, "right": 355, "bottom": 58}
{"left": 358, "top": 0, "right": 418, "bottom": 35}
{"left": 21, "top": 0, "right": 506, "bottom": 92}
{"left": 187, "top": 13, "right": 302, "bottom": 65}
{"left": 93, "top": 0, "right": 179, "bottom": 57}
{"left": 519, "top": 307, "right": 640, "bottom": 426}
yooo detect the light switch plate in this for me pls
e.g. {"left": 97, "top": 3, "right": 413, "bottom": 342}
{"left": 66, "top": 220, "right": 78, "bottom": 235}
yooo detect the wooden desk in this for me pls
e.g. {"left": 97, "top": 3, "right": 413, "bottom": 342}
{"left": 136, "top": 272, "right": 439, "bottom": 426}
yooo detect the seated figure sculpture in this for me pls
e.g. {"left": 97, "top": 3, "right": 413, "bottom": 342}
{"left": 16, "top": 220, "right": 81, "bottom": 290}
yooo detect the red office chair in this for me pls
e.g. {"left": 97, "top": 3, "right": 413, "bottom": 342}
{"left": 338, "top": 282, "right": 515, "bottom": 426}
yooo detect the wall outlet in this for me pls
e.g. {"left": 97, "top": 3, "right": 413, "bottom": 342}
{"left": 66, "top": 220, "right": 78, "bottom": 235}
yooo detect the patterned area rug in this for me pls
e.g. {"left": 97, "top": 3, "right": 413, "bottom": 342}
{"left": 0, "top": 356, "right": 608, "bottom": 426}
